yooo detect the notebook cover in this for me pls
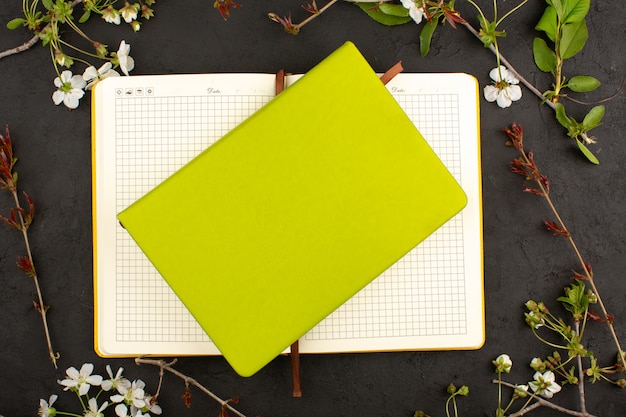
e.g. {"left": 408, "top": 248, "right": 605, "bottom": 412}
{"left": 117, "top": 41, "right": 467, "bottom": 376}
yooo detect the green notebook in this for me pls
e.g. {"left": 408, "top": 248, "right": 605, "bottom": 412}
{"left": 117, "top": 41, "right": 467, "bottom": 376}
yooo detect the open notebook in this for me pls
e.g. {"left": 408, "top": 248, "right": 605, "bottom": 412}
{"left": 92, "top": 42, "right": 484, "bottom": 376}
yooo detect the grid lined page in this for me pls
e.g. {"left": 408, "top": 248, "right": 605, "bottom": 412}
{"left": 305, "top": 93, "right": 467, "bottom": 342}
{"left": 114, "top": 94, "right": 272, "bottom": 344}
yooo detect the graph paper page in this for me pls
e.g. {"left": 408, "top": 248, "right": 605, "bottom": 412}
{"left": 92, "top": 73, "right": 483, "bottom": 357}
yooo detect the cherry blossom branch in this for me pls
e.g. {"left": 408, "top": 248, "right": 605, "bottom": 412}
{"left": 0, "top": 125, "right": 58, "bottom": 368}
{"left": 0, "top": 0, "right": 83, "bottom": 61}
{"left": 506, "top": 123, "right": 626, "bottom": 372}
{"left": 134, "top": 358, "right": 248, "bottom": 417}
{"left": 268, "top": 0, "right": 384, "bottom": 34}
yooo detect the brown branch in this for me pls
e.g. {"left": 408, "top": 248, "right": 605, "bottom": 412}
{"left": 135, "top": 358, "right": 248, "bottom": 417}
{"left": 495, "top": 380, "right": 598, "bottom": 417}
{"left": 0, "top": 0, "right": 83, "bottom": 60}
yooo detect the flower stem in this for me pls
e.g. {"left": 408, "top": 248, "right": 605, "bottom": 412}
{"left": 574, "top": 322, "right": 588, "bottom": 415}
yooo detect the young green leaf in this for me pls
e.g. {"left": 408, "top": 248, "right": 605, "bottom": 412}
{"left": 567, "top": 75, "right": 600, "bottom": 92}
{"left": 79, "top": 10, "right": 91, "bottom": 23}
{"left": 378, "top": 3, "right": 409, "bottom": 18}
{"left": 533, "top": 37, "right": 557, "bottom": 72}
{"left": 356, "top": 3, "right": 412, "bottom": 26}
{"left": 559, "top": 20, "right": 588, "bottom": 59}
{"left": 419, "top": 19, "right": 439, "bottom": 57}
{"left": 6, "top": 17, "right": 26, "bottom": 30}
{"left": 576, "top": 140, "right": 599, "bottom": 164}
{"left": 582, "top": 105, "right": 605, "bottom": 131}
{"left": 535, "top": 6, "right": 557, "bottom": 42}
{"left": 562, "top": 0, "right": 590, "bottom": 24}
{"left": 555, "top": 103, "right": 575, "bottom": 130}
{"left": 42, "top": 0, "right": 54, "bottom": 10}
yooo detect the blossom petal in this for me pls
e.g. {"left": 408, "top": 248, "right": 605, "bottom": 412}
{"left": 495, "top": 91, "right": 512, "bottom": 108}
{"left": 483, "top": 85, "right": 499, "bottom": 102}
{"left": 508, "top": 85, "right": 522, "bottom": 101}
{"left": 52, "top": 90, "right": 65, "bottom": 105}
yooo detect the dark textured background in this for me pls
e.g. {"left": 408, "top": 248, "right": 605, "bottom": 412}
{"left": 0, "top": 0, "right": 625, "bottom": 416}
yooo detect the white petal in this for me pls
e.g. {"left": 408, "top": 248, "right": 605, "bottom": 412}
{"left": 87, "top": 374, "right": 103, "bottom": 385}
{"left": 52, "top": 90, "right": 65, "bottom": 105}
{"left": 115, "top": 403, "right": 128, "bottom": 417}
{"left": 507, "top": 85, "right": 522, "bottom": 101}
{"left": 83, "top": 66, "right": 98, "bottom": 81}
{"left": 80, "top": 363, "right": 94, "bottom": 376}
{"left": 483, "top": 85, "right": 499, "bottom": 102}
{"left": 488, "top": 67, "right": 501, "bottom": 82}
{"left": 70, "top": 74, "right": 87, "bottom": 89}
{"left": 59, "top": 71, "right": 73, "bottom": 83}
{"left": 495, "top": 90, "right": 512, "bottom": 108}
{"left": 65, "top": 366, "right": 80, "bottom": 379}
{"left": 78, "top": 382, "right": 90, "bottom": 396}
{"left": 98, "top": 62, "right": 113, "bottom": 73}
{"left": 409, "top": 7, "right": 424, "bottom": 24}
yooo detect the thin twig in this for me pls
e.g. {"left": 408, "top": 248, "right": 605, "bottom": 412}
{"left": 0, "top": 34, "right": 39, "bottom": 60}
{"left": 495, "top": 380, "right": 598, "bottom": 417}
{"left": 135, "top": 358, "right": 248, "bottom": 417}
{"left": 1, "top": 126, "right": 58, "bottom": 368}
{"left": 0, "top": 0, "right": 83, "bottom": 60}
{"left": 11, "top": 189, "right": 58, "bottom": 369}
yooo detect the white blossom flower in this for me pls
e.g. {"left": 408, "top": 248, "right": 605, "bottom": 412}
{"left": 101, "top": 365, "right": 131, "bottom": 391}
{"left": 530, "top": 357, "right": 546, "bottom": 371}
{"left": 483, "top": 65, "right": 522, "bottom": 108}
{"left": 493, "top": 353, "right": 512, "bottom": 373}
{"left": 530, "top": 370, "right": 562, "bottom": 398}
{"left": 83, "top": 62, "right": 120, "bottom": 90}
{"left": 116, "top": 40, "right": 135, "bottom": 76}
{"left": 85, "top": 398, "right": 108, "bottom": 417}
{"left": 400, "top": 0, "right": 425, "bottom": 24}
{"left": 144, "top": 395, "right": 163, "bottom": 415}
{"left": 58, "top": 363, "right": 103, "bottom": 396}
{"left": 111, "top": 379, "right": 147, "bottom": 417}
{"left": 526, "top": 311, "right": 545, "bottom": 329}
{"left": 38, "top": 394, "right": 58, "bottom": 417}
{"left": 513, "top": 384, "right": 529, "bottom": 398}
{"left": 120, "top": 2, "right": 139, "bottom": 23}
{"left": 52, "top": 70, "right": 87, "bottom": 109}
{"left": 101, "top": 5, "right": 121, "bottom": 24}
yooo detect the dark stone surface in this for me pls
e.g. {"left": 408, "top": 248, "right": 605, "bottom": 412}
{"left": 0, "top": 1, "right": 624, "bottom": 416}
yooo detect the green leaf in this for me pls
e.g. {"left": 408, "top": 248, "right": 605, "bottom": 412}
{"left": 548, "top": 0, "right": 565, "bottom": 20}
{"left": 582, "top": 105, "right": 605, "bottom": 131}
{"left": 559, "top": 20, "right": 588, "bottom": 59}
{"left": 567, "top": 75, "right": 600, "bottom": 92}
{"left": 562, "top": 0, "right": 590, "bottom": 24}
{"left": 356, "top": 3, "right": 412, "bottom": 26}
{"left": 419, "top": 19, "right": 439, "bottom": 57}
{"left": 79, "top": 10, "right": 91, "bottom": 23}
{"left": 533, "top": 37, "right": 557, "bottom": 72}
{"left": 576, "top": 140, "right": 599, "bottom": 164}
{"left": 554, "top": 103, "right": 574, "bottom": 129}
{"left": 535, "top": 6, "right": 557, "bottom": 42}
{"left": 42, "top": 0, "right": 54, "bottom": 10}
{"left": 378, "top": 3, "right": 409, "bottom": 17}
{"left": 6, "top": 17, "right": 26, "bottom": 30}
